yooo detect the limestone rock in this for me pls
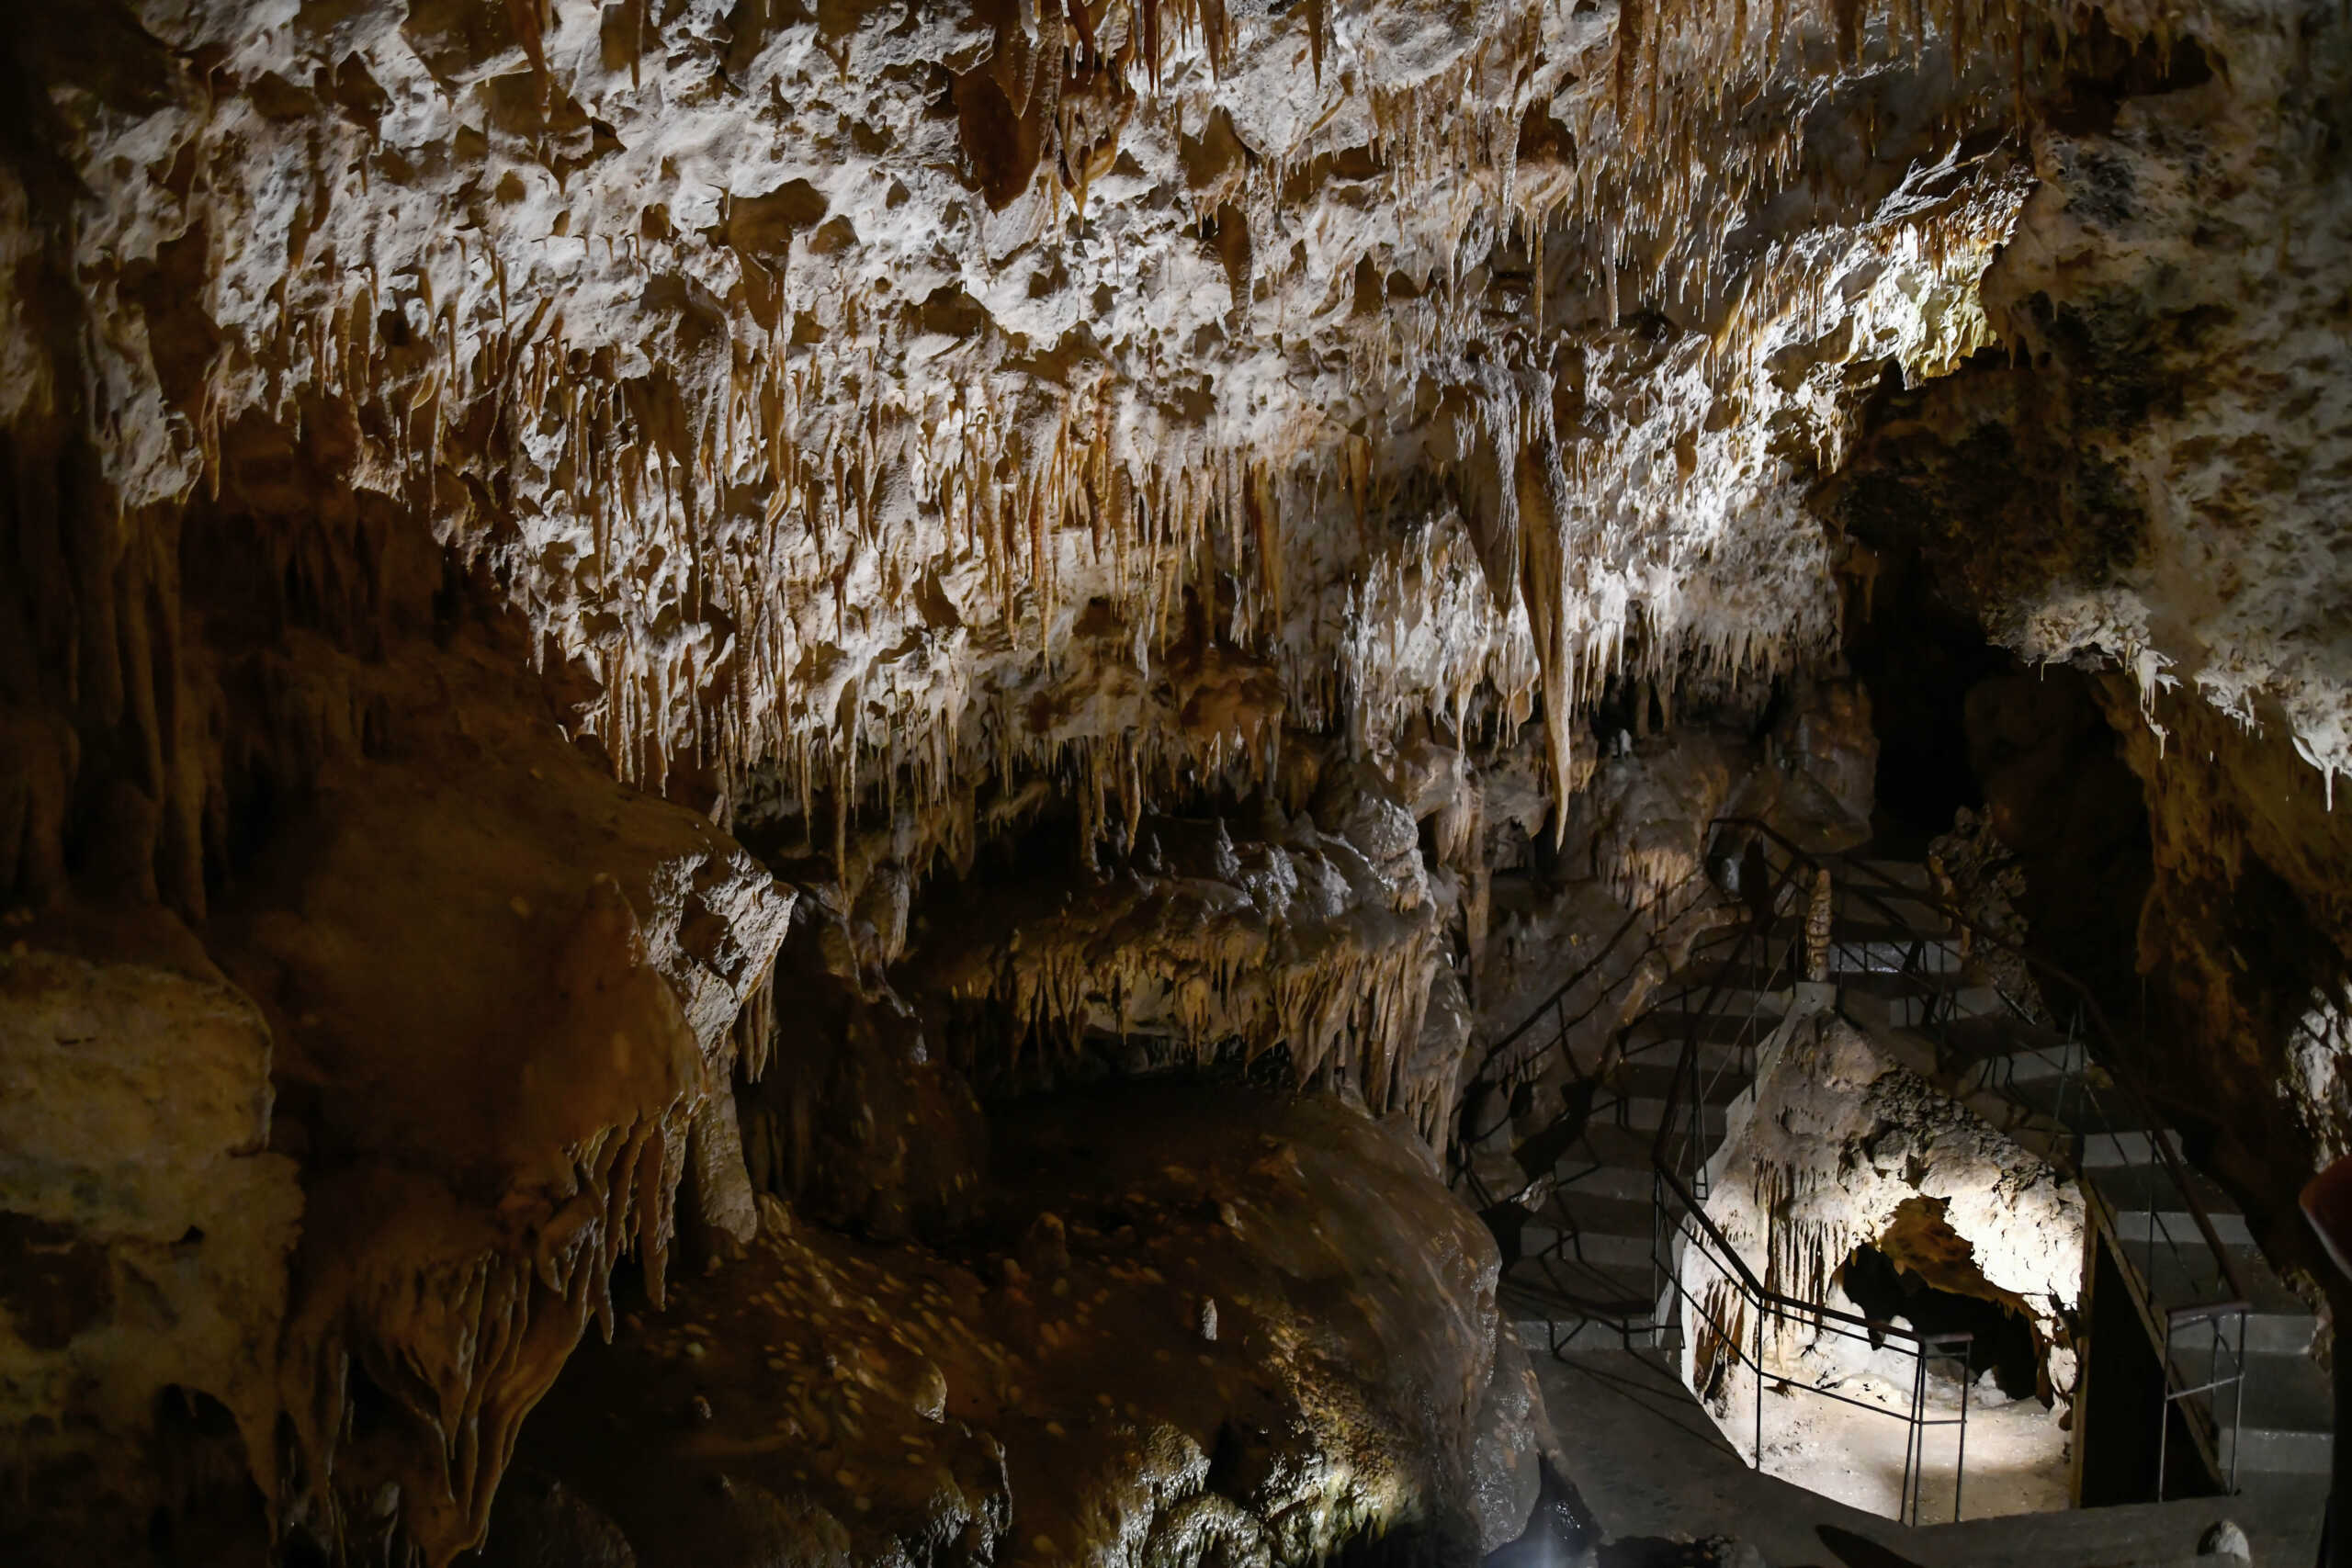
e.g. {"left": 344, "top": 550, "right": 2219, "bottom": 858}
{"left": 495, "top": 1087, "right": 1508, "bottom": 1565}
{"left": 0, "top": 935, "right": 302, "bottom": 1554}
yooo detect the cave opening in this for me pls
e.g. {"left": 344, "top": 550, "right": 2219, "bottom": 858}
{"left": 1838, "top": 1243, "right": 2046, "bottom": 1405}
{"left": 1839, "top": 512, "right": 2155, "bottom": 1028}
{"left": 5, "top": 0, "right": 2347, "bottom": 1556}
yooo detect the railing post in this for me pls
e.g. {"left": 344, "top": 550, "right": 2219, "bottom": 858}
{"left": 2158, "top": 1312, "right": 2174, "bottom": 1502}
{"left": 1956, "top": 1334, "right": 1970, "bottom": 1522}
{"left": 1755, "top": 1298, "right": 1765, "bottom": 1475}
{"left": 2232, "top": 1307, "right": 2246, "bottom": 1493}
{"left": 1904, "top": 1344, "right": 1922, "bottom": 1525}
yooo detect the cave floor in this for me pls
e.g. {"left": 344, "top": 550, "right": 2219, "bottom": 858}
{"left": 1535, "top": 1349, "right": 2313, "bottom": 1568}
{"left": 1746, "top": 1366, "right": 2070, "bottom": 1523}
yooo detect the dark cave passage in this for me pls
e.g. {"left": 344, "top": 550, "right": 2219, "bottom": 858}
{"left": 1838, "top": 1243, "right": 2046, "bottom": 1404}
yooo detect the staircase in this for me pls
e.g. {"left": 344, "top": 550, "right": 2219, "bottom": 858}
{"left": 1457, "top": 829, "right": 2334, "bottom": 1532}
{"left": 1841, "top": 856, "right": 2335, "bottom": 1517}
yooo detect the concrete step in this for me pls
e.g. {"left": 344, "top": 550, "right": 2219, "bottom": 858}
{"left": 2107, "top": 1205, "right": 2256, "bottom": 1248}
{"left": 1833, "top": 935, "right": 1963, "bottom": 976}
{"left": 2245, "top": 1309, "right": 2323, "bottom": 1357}
{"left": 1525, "top": 1190, "right": 1658, "bottom": 1269}
{"left": 1756, "top": 919, "right": 1965, "bottom": 976}
{"left": 1770, "top": 913, "right": 1957, "bottom": 946}
{"left": 1501, "top": 1261, "right": 1661, "bottom": 1349}
{"left": 1510, "top": 1311, "right": 1654, "bottom": 1355}
{"left": 1853, "top": 859, "right": 1933, "bottom": 891}
{"left": 2220, "top": 1419, "right": 2335, "bottom": 1476}
{"left": 2171, "top": 1347, "right": 2333, "bottom": 1448}
{"left": 1678, "top": 957, "right": 1801, "bottom": 991}
{"left": 1839, "top": 984, "right": 2006, "bottom": 1034}
{"left": 1547, "top": 1122, "right": 1663, "bottom": 1202}
{"left": 1833, "top": 888, "right": 1951, "bottom": 934}
{"left": 2075, "top": 1160, "right": 2235, "bottom": 1219}
{"left": 1958, "top": 1035, "right": 2090, "bottom": 1089}
{"left": 1913, "top": 1475, "right": 2324, "bottom": 1568}
{"left": 2082, "top": 1128, "right": 2166, "bottom": 1168}
{"left": 1993, "top": 1074, "right": 2165, "bottom": 1134}
{"left": 2121, "top": 1241, "right": 2310, "bottom": 1320}
{"left": 1621, "top": 1008, "right": 1783, "bottom": 1051}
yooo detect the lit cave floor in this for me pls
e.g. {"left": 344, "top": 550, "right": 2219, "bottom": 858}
{"left": 1742, "top": 1368, "right": 2070, "bottom": 1522}
{"left": 1534, "top": 1350, "right": 2294, "bottom": 1568}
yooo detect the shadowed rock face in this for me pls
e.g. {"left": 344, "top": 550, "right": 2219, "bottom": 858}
{"left": 0, "top": 0, "right": 2346, "bottom": 1558}
{"left": 487, "top": 1087, "right": 1525, "bottom": 1567}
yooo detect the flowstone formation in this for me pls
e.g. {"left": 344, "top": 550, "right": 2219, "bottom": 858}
{"left": 4, "top": 0, "right": 2349, "bottom": 1559}
{"left": 1683, "top": 1009, "right": 2085, "bottom": 1455}
{"left": 487, "top": 1088, "right": 1538, "bottom": 1565}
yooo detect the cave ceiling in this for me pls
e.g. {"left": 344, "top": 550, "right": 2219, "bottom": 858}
{"left": 4, "top": 0, "right": 2350, "bottom": 1560}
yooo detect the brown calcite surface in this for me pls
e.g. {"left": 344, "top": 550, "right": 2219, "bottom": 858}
{"left": 2, "top": 0, "right": 2349, "bottom": 1556}
{"left": 492, "top": 1087, "right": 1526, "bottom": 1565}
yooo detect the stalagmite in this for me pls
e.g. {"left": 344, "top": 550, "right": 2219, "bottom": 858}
{"left": 8, "top": 0, "right": 2347, "bottom": 1558}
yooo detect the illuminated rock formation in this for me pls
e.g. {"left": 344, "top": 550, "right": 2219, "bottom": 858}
{"left": 1, "top": 0, "right": 2346, "bottom": 1557}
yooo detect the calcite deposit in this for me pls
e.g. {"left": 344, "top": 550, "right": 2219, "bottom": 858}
{"left": 4, "top": 0, "right": 2349, "bottom": 1555}
{"left": 1684, "top": 1010, "right": 2085, "bottom": 1450}
{"left": 487, "top": 1087, "right": 1542, "bottom": 1565}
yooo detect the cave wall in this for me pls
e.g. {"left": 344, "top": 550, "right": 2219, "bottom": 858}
{"left": 0, "top": 0, "right": 2346, "bottom": 1558}
{"left": 1819, "top": 0, "right": 2352, "bottom": 1257}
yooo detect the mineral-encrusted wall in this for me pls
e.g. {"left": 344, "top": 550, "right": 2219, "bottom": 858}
{"left": 3, "top": 0, "right": 2348, "bottom": 1558}
{"left": 1819, "top": 0, "right": 2352, "bottom": 1248}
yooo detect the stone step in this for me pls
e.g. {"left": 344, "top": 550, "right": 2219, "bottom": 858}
{"left": 2120, "top": 1241, "right": 2310, "bottom": 1321}
{"left": 1616, "top": 1093, "right": 1737, "bottom": 1138}
{"left": 1958, "top": 1035, "right": 2090, "bottom": 1088}
{"left": 1993, "top": 1074, "right": 2165, "bottom": 1134}
{"left": 1510, "top": 1312, "right": 1654, "bottom": 1355}
{"left": 1500, "top": 1261, "right": 1662, "bottom": 1350}
{"left": 1839, "top": 984, "right": 2006, "bottom": 1034}
{"left": 2078, "top": 1160, "right": 2243, "bottom": 1223}
{"left": 1524, "top": 1190, "right": 1658, "bottom": 1269}
{"left": 1911, "top": 1474, "right": 2324, "bottom": 1568}
{"left": 1677, "top": 957, "right": 1801, "bottom": 992}
{"left": 1621, "top": 1008, "right": 1784, "bottom": 1051}
{"left": 1832, "top": 887, "right": 1951, "bottom": 934}
{"left": 2082, "top": 1128, "right": 2165, "bottom": 1168}
{"left": 1853, "top": 859, "right": 1934, "bottom": 891}
{"left": 2219, "top": 1420, "right": 2335, "bottom": 1476}
{"left": 2245, "top": 1310, "right": 2324, "bottom": 1357}
{"left": 1611, "top": 1034, "right": 1748, "bottom": 1077}
{"left": 2172, "top": 1347, "right": 2333, "bottom": 1446}
{"left": 1832, "top": 934, "right": 1963, "bottom": 976}
{"left": 1770, "top": 913, "right": 1958, "bottom": 946}
{"left": 2107, "top": 1204, "right": 2256, "bottom": 1249}
{"left": 1548, "top": 1124, "right": 1663, "bottom": 1202}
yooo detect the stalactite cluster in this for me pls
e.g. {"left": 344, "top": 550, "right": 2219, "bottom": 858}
{"left": 6, "top": 0, "right": 2339, "bottom": 1558}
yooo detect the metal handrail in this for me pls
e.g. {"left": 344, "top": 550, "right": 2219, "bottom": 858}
{"left": 1636, "top": 830, "right": 1973, "bottom": 1522}
{"left": 1720, "top": 818, "right": 2254, "bottom": 1312}
{"left": 1463, "top": 863, "right": 1711, "bottom": 1089}
{"left": 1446, "top": 863, "right": 1729, "bottom": 1327}
{"left": 1655, "top": 1157, "right": 1976, "bottom": 1524}
{"left": 1656, "top": 1157, "right": 1974, "bottom": 1355}
{"left": 1451, "top": 863, "right": 1713, "bottom": 1192}
{"left": 1705, "top": 819, "right": 2250, "bottom": 1499}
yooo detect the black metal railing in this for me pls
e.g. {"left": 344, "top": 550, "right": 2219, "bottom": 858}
{"left": 1448, "top": 863, "right": 1733, "bottom": 1330}
{"left": 1811, "top": 842, "right": 2250, "bottom": 1497}
{"left": 1462, "top": 812, "right": 2256, "bottom": 1513}
{"left": 1450, "top": 863, "right": 1711, "bottom": 1188}
{"left": 1655, "top": 1156, "right": 1975, "bottom": 1524}
{"left": 1642, "top": 823, "right": 1973, "bottom": 1523}
{"left": 1730, "top": 823, "right": 2252, "bottom": 1501}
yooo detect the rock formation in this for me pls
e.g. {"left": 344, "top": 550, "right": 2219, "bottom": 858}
{"left": 1684, "top": 1009, "right": 2085, "bottom": 1450}
{"left": 1, "top": 0, "right": 2346, "bottom": 1556}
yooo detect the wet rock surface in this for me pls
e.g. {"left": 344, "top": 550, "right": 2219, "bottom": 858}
{"left": 0, "top": 0, "right": 2346, "bottom": 1553}
{"left": 493, "top": 1085, "right": 1533, "bottom": 1565}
